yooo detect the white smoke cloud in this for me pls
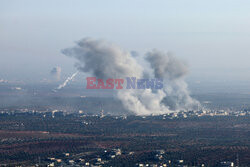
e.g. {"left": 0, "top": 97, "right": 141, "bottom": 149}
{"left": 117, "top": 89, "right": 168, "bottom": 115}
{"left": 61, "top": 38, "right": 200, "bottom": 115}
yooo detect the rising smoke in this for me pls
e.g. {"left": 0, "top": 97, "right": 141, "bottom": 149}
{"left": 146, "top": 50, "right": 199, "bottom": 111}
{"left": 61, "top": 38, "right": 200, "bottom": 115}
{"left": 50, "top": 67, "right": 62, "bottom": 81}
{"left": 62, "top": 38, "right": 142, "bottom": 79}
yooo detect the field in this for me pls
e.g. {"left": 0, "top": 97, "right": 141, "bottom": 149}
{"left": 0, "top": 113, "right": 249, "bottom": 166}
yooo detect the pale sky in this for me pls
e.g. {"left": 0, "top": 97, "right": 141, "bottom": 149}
{"left": 1, "top": 0, "right": 250, "bottom": 83}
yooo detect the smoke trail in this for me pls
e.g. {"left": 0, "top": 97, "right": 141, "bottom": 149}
{"left": 62, "top": 38, "right": 199, "bottom": 115}
{"left": 56, "top": 71, "right": 78, "bottom": 90}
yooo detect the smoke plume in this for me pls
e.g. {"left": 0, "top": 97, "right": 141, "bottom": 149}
{"left": 50, "top": 67, "right": 62, "bottom": 81}
{"left": 62, "top": 38, "right": 142, "bottom": 79}
{"left": 146, "top": 50, "right": 199, "bottom": 110}
{"left": 62, "top": 38, "right": 199, "bottom": 115}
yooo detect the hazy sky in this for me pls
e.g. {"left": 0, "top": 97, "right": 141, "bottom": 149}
{"left": 1, "top": 0, "right": 250, "bottom": 83}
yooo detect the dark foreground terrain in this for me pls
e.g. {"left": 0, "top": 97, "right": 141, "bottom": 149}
{"left": 0, "top": 112, "right": 249, "bottom": 166}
